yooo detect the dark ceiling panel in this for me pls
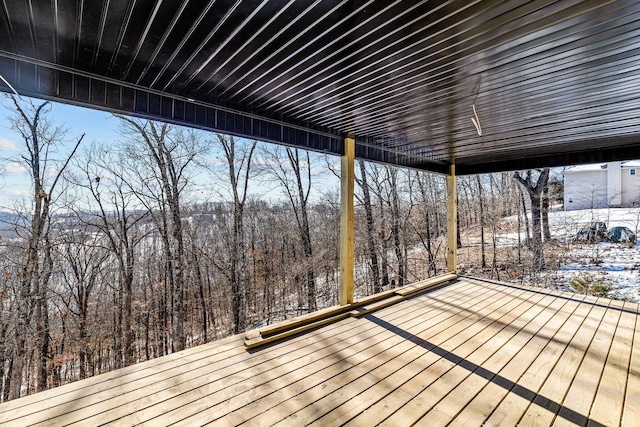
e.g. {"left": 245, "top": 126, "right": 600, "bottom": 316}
{"left": 1, "top": 0, "right": 640, "bottom": 175}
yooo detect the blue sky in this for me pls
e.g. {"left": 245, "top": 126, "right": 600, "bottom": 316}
{"left": 0, "top": 98, "right": 120, "bottom": 206}
{"left": 0, "top": 96, "right": 340, "bottom": 210}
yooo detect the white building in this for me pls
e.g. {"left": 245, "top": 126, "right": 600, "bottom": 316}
{"left": 563, "top": 161, "right": 640, "bottom": 210}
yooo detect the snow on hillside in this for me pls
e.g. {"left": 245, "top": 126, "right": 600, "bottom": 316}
{"left": 543, "top": 208, "right": 640, "bottom": 302}
{"left": 468, "top": 207, "right": 640, "bottom": 302}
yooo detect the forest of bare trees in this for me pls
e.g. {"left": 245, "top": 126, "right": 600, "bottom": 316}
{"left": 0, "top": 96, "right": 556, "bottom": 401}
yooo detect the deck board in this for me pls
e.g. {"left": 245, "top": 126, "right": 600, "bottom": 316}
{"left": 413, "top": 291, "right": 570, "bottom": 426}
{"left": 622, "top": 301, "right": 640, "bottom": 427}
{"left": 447, "top": 292, "right": 585, "bottom": 427}
{"left": 146, "top": 282, "right": 484, "bottom": 425}
{"left": 1, "top": 277, "right": 639, "bottom": 427}
{"left": 588, "top": 300, "right": 635, "bottom": 426}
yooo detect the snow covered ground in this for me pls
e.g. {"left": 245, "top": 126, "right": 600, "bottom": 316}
{"left": 467, "top": 207, "right": 640, "bottom": 302}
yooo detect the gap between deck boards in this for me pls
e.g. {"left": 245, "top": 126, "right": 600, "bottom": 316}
{"left": 244, "top": 273, "right": 457, "bottom": 349}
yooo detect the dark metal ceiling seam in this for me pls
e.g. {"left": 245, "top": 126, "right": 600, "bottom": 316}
{"left": 249, "top": 0, "right": 487, "bottom": 111}
{"left": 159, "top": 0, "right": 242, "bottom": 91}
{"left": 0, "top": 0, "right": 15, "bottom": 53}
{"left": 90, "top": 0, "right": 110, "bottom": 71}
{"left": 429, "top": 115, "right": 640, "bottom": 159}
{"left": 228, "top": 0, "right": 378, "bottom": 103}
{"left": 213, "top": 0, "right": 353, "bottom": 100}
{"left": 204, "top": 0, "right": 322, "bottom": 97}
{"left": 271, "top": 0, "right": 547, "bottom": 119}
{"left": 51, "top": 0, "right": 58, "bottom": 63}
{"left": 350, "top": 51, "right": 640, "bottom": 139}
{"left": 189, "top": 0, "right": 302, "bottom": 94}
{"left": 147, "top": 0, "right": 216, "bottom": 89}
{"left": 290, "top": 0, "right": 628, "bottom": 124}
{"left": 255, "top": 0, "right": 595, "bottom": 115}
{"left": 176, "top": 0, "right": 272, "bottom": 92}
{"left": 121, "top": 0, "right": 164, "bottom": 80}
{"left": 106, "top": 0, "right": 136, "bottom": 74}
{"left": 313, "top": 14, "right": 640, "bottom": 133}
{"left": 72, "top": 0, "right": 84, "bottom": 69}
{"left": 0, "top": 51, "right": 345, "bottom": 142}
{"left": 25, "top": 0, "right": 37, "bottom": 57}
{"left": 133, "top": 0, "right": 189, "bottom": 85}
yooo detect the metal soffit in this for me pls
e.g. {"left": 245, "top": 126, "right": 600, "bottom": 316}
{"left": 1, "top": 0, "right": 640, "bottom": 174}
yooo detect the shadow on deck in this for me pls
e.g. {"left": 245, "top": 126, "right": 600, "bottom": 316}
{"left": 1, "top": 276, "right": 638, "bottom": 426}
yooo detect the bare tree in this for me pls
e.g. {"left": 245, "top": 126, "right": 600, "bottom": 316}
{"left": 356, "top": 161, "right": 381, "bottom": 293}
{"left": 56, "top": 226, "right": 108, "bottom": 379}
{"left": 541, "top": 171, "right": 551, "bottom": 241}
{"left": 514, "top": 168, "right": 550, "bottom": 269}
{"left": 261, "top": 147, "right": 317, "bottom": 311}
{"left": 415, "top": 172, "right": 440, "bottom": 276}
{"left": 3, "top": 96, "right": 83, "bottom": 398}
{"left": 113, "top": 117, "right": 204, "bottom": 352}
{"left": 213, "top": 135, "right": 257, "bottom": 334}
{"left": 69, "top": 144, "right": 149, "bottom": 366}
{"left": 476, "top": 174, "right": 487, "bottom": 268}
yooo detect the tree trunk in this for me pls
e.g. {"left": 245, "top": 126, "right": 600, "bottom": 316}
{"left": 359, "top": 161, "right": 381, "bottom": 293}
{"left": 6, "top": 99, "right": 82, "bottom": 399}
{"left": 514, "top": 169, "right": 549, "bottom": 271}
{"left": 476, "top": 175, "right": 486, "bottom": 268}
{"left": 541, "top": 171, "right": 551, "bottom": 241}
{"left": 518, "top": 185, "right": 531, "bottom": 244}
{"left": 389, "top": 168, "right": 406, "bottom": 288}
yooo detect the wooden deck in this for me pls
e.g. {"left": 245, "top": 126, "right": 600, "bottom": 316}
{"left": 1, "top": 277, "right": 639, "bottom": 426}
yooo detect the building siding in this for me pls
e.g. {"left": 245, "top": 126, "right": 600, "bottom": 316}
{"left": 622, "top": 168, "right": 640, "bottom": 206}
{"left": 564, "top": 170, "right": 607, "bottom": 210}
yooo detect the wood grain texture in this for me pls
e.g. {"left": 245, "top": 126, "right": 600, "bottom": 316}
{"left": 2, "top": 278, "right": 638, "bottom": 427}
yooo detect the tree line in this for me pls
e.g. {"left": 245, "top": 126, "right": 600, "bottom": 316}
{"left": 0, "top": 96, "right": 554, "bottom": 401}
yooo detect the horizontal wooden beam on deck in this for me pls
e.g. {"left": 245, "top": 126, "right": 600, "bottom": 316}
{"left": 3, "top": 276, "right": 639, "bottom": 427}
{"left": 246, "top": 273, "right": 457, "bottom": 349}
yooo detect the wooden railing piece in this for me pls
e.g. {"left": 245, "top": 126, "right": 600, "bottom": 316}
{"left": 244, "top": 273, "right": 457, "bottom": 349}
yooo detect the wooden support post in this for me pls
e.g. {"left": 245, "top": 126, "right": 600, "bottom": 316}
{"left": 340, "top": 137, "right": 355, "bottom": 305}
{"left": 447, "top": 164, "right": 457, "bottom": 273}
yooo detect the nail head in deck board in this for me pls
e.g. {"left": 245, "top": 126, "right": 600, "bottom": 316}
{"left": 621, "top": 302, "right": 640, "bottom": 427}
{"left": 448, "top": 293, "right": 587, "bottom": 427}
{"left": 588, "top": 300, "right": 636, "bottom": 426}
{"left": 3, "top": 279, "right": 640, "bottom": 427}
{"left": 518, "top": 298, "right": 611, "bottom": 426}
{"left": 139, "top": 281, "right": 482, "bottom": 426}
